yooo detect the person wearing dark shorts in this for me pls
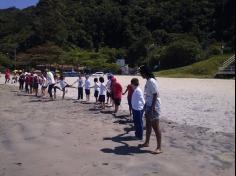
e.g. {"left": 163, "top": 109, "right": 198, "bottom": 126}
{"left": 91, "top": 78, "right": 100, "bottom": 103}
{"left": 85, "top": 89, "right": 90, "bottom": 95}
{"left": 72, "top": 75, "right": 84, "bottom": 100}
{"left": 113, "top": 98, "right": 121, "bottom": 106}
{"left": 111, "top": 77, "right": 122, "bottom": 114}
{"left": 99, "top": 77, "right": 106, "bottom": 109}
{"left": 84, "top": 75, "right": 91, "bottom": 102}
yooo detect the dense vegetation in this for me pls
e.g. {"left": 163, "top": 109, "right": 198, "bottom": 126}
{"left": 155, "top": 54, "right": 231, "bottom": 78}
{"left": 0, "top": 0, "right": 235, "bottom": 72}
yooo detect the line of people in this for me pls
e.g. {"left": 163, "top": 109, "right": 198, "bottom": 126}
{"left": 4, "top": 66, "right": 162, "bottom": 154}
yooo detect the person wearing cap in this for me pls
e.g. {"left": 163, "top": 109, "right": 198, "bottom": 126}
{"left": 138, "top": 65, "right": 162, "bottom": 154}
{"left": 111, "top": 77, "right": 122, "bottom": 114}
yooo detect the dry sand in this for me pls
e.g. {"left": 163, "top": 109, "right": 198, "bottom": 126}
{"left": 61, "top": 76, "right": 235, "bottom": 133}
{"left": 0, "top": 75, "right": 235, "bottom": 176}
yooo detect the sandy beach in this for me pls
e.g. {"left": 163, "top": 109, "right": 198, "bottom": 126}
{"left": 0, "top": 75, "right": 235, "bottom": 176}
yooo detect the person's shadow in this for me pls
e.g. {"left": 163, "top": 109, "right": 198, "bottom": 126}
{"left": 101, "top": 125, "right": 151, "bottom": 155}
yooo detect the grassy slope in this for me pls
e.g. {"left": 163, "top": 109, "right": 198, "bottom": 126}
{"left": 155, "top": 54, "right": 232, "bottom": 78}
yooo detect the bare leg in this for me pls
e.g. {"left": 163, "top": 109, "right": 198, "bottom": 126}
{"left": 114, "top": 105, "right": 119, "bottom": 113}
{"left": 141, "top": 117, "right": 151, "bottom": 147}
{"left": 151, "top": 119, "right": 162, "bottom": 154}
{"left": 62, "top": 91, "right": 65, "bottom": 99}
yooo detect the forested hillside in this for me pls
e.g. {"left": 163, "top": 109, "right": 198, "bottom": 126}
{"left": 0, "top": 0, "right": 235, "bottom": 72}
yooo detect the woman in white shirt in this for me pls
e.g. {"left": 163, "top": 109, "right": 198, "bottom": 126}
{"left": 131, "top": 78, "right": 145, "bottom": 140}
{"left": 139, "top": 65, "right": 162, "bottom": 155}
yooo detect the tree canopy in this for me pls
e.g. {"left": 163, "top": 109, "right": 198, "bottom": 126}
{"left": 0, "top": 0, "right": 235, "bottom": 71}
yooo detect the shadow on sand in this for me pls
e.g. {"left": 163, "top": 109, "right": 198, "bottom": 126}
{"left": 101, "top": 126, "right": 150, "bottom": 155}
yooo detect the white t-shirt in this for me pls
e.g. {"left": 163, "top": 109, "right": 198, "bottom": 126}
{"left": 99, "top": 83, "right": 106, "bottom": 96}
{"left": 94, "top": 82, "right": 100, "bottom": 92}
{"left": 144, "top": 78, "right": 161, "bottom": 108}
{"left": 106, "top": 80, "right": 111, "bottom": 92}
{"left": 58, "top": 80, "right": 67, "bottom": 89}
{"left": 77, "top": 78, "right": 84, "bottom": 88}
{"left": 42, "top": 77, "right": 48, "bottom": 87}
{"left": 85, "top": 79, "right": 91, "bottom": 90}
{"left": 47, "top": 72, "right": 55, "bottom": 85}
{"left": 132, "top": 87, "right": 145, "bottom": 111}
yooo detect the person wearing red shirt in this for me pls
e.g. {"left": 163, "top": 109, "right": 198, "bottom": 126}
{"left": 4, "top": 69, "right": 10, "bottom": 84}
{"left": 111, "top": 77, "right": 123, "bottom": 114}
{"left": 123, "top": 82, "right": 134, "bottom": 116}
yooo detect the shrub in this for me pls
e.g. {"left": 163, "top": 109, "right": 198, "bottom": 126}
{"left": 0, "top": 53, "right": 13, "bottom": 70}
{"left": 160, "top": 39, "right": 202, "bottom": 69}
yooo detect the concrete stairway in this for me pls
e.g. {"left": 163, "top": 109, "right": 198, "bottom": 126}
{"left": 215, "top": 55, "right": 235, "bottom": 78}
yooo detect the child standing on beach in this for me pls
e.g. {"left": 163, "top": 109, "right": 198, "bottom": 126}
{"left": 25, "top": 73, "right": 30, "bottom": 94}
{"left": 19, "top": 73, "right": 25, "bottom": 91}
{"left": 4, "top": 69, "right": 10, "bottom": 84}
{"left": 85, "top": 75, "right": 91, "bottom": 102}
{"left": 106, "top": 74, "right": 113, "bottom": 105}
{"left": 29, "top": 73, "right": 34, "bottom": 94}
{"left": 33, "top": 74, "right": 40, "bottom": 97}
{"left": 46, "top": 70, "right": 56, "bottom": 100}
{"left": 41, "top": 73, "right": 48, "bottom": 97}
{"left": 131, "top": 78, "right": 145, "bottom": 140}
{"left": 123, "top": 82, "right": 134, "bottom": 116}
{"left": 111, "top": 77, "right": 122, "bottom": 114}
{"left": 72, "top": 75, "right": 84, "bottom": 100}
{"left": 91, "top": 78, "right": 100, "bottom": 103}
{"left": 99, "top": 77, "right": 106, "bottom": 109}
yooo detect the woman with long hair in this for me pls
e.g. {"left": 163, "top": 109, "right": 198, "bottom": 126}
{"left": 139, "top": 65, "right": 162, "bottom": 154}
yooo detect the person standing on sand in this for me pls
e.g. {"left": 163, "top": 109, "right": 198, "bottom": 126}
{"left": 4, "top": 68, "right": 10, "bottom": 84}
{"left": 46, "top": 70, "right": 56, "bottom": 100}
{"left": 131, "top": 78, "right": 145, "bottom": 140}
{"left": 111, "top": 77, "right": 122, "bottom": 115}
{"left": 25, "top": 73, "right": 30, "bottom": 94}
{"left": 19, "top": 73, "right": 25, "bottom": 91}
{"left": 106, "top": 74, "right": 113, "bottom": 105}
{"left": 41, "top": 73, "right": 48, "bottom": 97}
{"left": 72, "top": 75, "right": 84, "bottom": 100}
{"left": 99, "top": 77, "right": 106, "bottom": 109}
{"left": 90, "top": 78, "right": 100, "bottom": 103}
{"left": 139, "top": 65, "right": 163, "bottom": 155}
{"left": 123, "top": 82, "right": 134, "bottom": 116}
{"left": 84, "top": 75, "right": 91, "bottom": 102}
{"left": 33, "top": 74, "right": 40, "bottom": 97}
